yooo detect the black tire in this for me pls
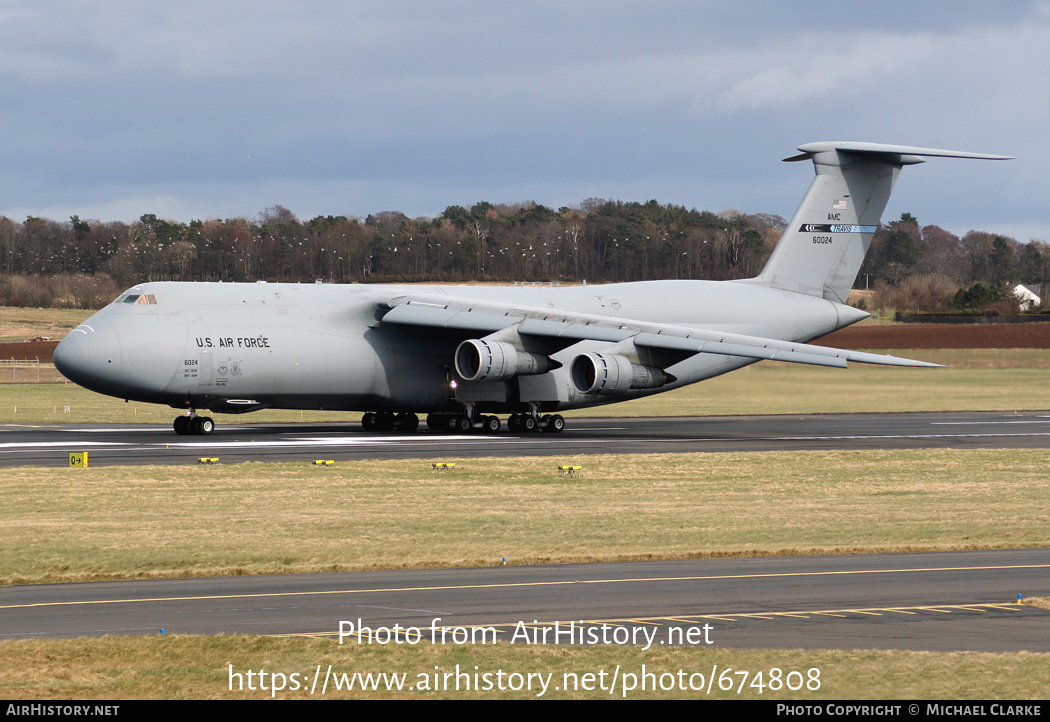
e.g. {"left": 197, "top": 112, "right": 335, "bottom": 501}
{"left": 457, "top": 416, "right": 473, "bottom": 432}
{"left": 522, "top": 415, "right": 537, "bottom": 432}
{"left": 484, "top": 416, "right": 500, "bottom": 433}
{"left": 397, "top": 413, "right": 419, "bottom": 431}
{"left": 548, "top": 414, "right": 565, "bottom": 433}
{"left": 173, "top": 416, "right": 190, "bottom": 435}
{"left": 362, "top": 412, "right": 376, "bottom": 431}
{"left": 376, "top": 412, "right": 395, "bottom": 431}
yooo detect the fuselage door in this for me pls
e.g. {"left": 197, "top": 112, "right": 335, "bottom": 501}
{"left": 198, "top": 352, "right": 213, "bottom": 386}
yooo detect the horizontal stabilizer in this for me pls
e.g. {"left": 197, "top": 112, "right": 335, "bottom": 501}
{"left": 785, "top": 141, "right": 1015, "bottom": 163}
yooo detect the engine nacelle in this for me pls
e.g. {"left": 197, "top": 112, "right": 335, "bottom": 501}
{"left": 570, "top": 352, "right": 671, "bottom": 396}
{"left": 455, "top": 339, "right": 553, "bottom": 382}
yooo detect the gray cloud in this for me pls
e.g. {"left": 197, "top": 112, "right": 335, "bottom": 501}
{"left": 0, "top": 1, "right": 1045, "bottom": 242}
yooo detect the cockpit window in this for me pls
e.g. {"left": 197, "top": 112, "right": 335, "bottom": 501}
{"left": 113, "top": 294, "right": 157, "bottom": 305}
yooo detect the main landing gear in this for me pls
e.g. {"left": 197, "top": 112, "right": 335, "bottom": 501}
{"left": 361, "top": 411, "right": 420, "bottom": 432}
{"left": 410, "top": 412, "right": 565, "bottom": 434}
{"left": 507, "top": 413, "right": 565, "bottom": 433}
{"left": 424, "top": 413, "right": 503, "bottom": 433}
{"left": 173, "top": 413, "right": 214, "bottom": 435}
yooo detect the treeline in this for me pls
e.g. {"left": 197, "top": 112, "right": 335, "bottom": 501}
{"left": 0, "top": 203, "right": 1045, "bottom": 312}
{"left": 860, "top": 213, "right": 1050, "bottom": 313}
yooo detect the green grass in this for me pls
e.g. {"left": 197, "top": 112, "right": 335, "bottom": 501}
{"left": 572, "top": 363, "right": 1050, "bottom": 417}
{"left": 3, "top": 358, "right": 1050, "bottom": 424}
{"left": 2, "top": 450, "right": 1048, "bottom": 586}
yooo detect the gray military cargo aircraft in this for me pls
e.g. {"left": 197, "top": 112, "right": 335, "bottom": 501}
{"left": 54, "top": 142, "right": 1011, "bottom": 435}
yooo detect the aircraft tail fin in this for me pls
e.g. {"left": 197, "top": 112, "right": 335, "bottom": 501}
{"left": 748, "top": 142, "right": 1013, "bottom": 303}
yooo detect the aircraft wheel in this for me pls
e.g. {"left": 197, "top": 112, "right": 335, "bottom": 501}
{"left": 457, "top": 416, "right": 473, "bottom": 432}
{"left": 507, "top": 414, "right": 519, "bottom": 431}
{"left": 396, "top": 412, "right": 419, "bottom": 431}
{"left": 362, "top": 412, "right": 377, "bottom": 431}
{"left": 547, "top": 414, "right": 565, "bottom": 433}
{"left": 193, "top": 416, "right": 214, "bottom": 435}
{"left": 173, "top": 416, "right": 190, "bottom": 435}
{"left": 522, "top": 415, "right": 537, "bottom": 432}
{"left": 375, "top": 412, "right": 396, "bottom": 431}
{"left": 426, "top": 413, "right": 440, "bottom": 430}
{"left": 483, "top": 415, "right": 500, "bottom": 434}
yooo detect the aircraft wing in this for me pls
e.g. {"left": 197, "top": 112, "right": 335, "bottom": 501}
{"left": 377, "top": 293, "right": 939, "bottom": 370}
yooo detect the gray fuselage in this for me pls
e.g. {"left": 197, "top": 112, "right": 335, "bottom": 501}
{"left": 53, "top": 279, "right": 863, "bottom": 416}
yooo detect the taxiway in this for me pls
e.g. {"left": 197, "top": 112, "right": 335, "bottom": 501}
{"left": 2, "top": 550, "right": 1047, "bottom": 652}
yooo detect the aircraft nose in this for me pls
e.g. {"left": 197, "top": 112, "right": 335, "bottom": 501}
{"left": 54, "top": 317, "right": 124, "bottom": 395}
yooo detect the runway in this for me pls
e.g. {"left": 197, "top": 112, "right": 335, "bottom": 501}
{"left": 3, "top": 410, "right": 1050, "bottom": 467}
{"left": 3, "top": 411, "right": 1049, "bottom": 653}
{"left": 2, "top": 550, "right": 1048, "bottom": 652}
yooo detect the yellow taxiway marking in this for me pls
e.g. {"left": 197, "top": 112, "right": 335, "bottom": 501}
{"left": 983, "top": 604, "right": 1025, "bottom": 611}
{"left": 3, "top": 563, "right": 1048, "bottom": 611}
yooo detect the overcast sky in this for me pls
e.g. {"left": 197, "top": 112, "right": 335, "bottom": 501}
{"left": 0, "top": 1, "right": 1046, "bottom": 242}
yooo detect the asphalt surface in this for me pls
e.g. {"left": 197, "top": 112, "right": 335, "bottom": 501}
{"left": 4, "top": 410, "right": 1050, "bottom": 467}
{"left": 3, "top": 411, "right": 1049, "bottom": 652}
{"left": 2, "top": 550, "right": 1048, "bottom": 652}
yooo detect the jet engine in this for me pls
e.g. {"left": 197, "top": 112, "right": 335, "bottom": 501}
{"left": 455, "top": 339, "right": 554, "bottom": 382}
{"left": 570, "top": 352, "right": 672, "bottom": 395}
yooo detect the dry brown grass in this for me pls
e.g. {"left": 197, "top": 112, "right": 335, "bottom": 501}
{"left": 2, "top": 450, "right": 1048, "bottom": 585}
{"left": 0, "top": 307, "right": 90, "bottom": 342}
{"left": 1, "top": 635, "right": 1047, "bottom": 699}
